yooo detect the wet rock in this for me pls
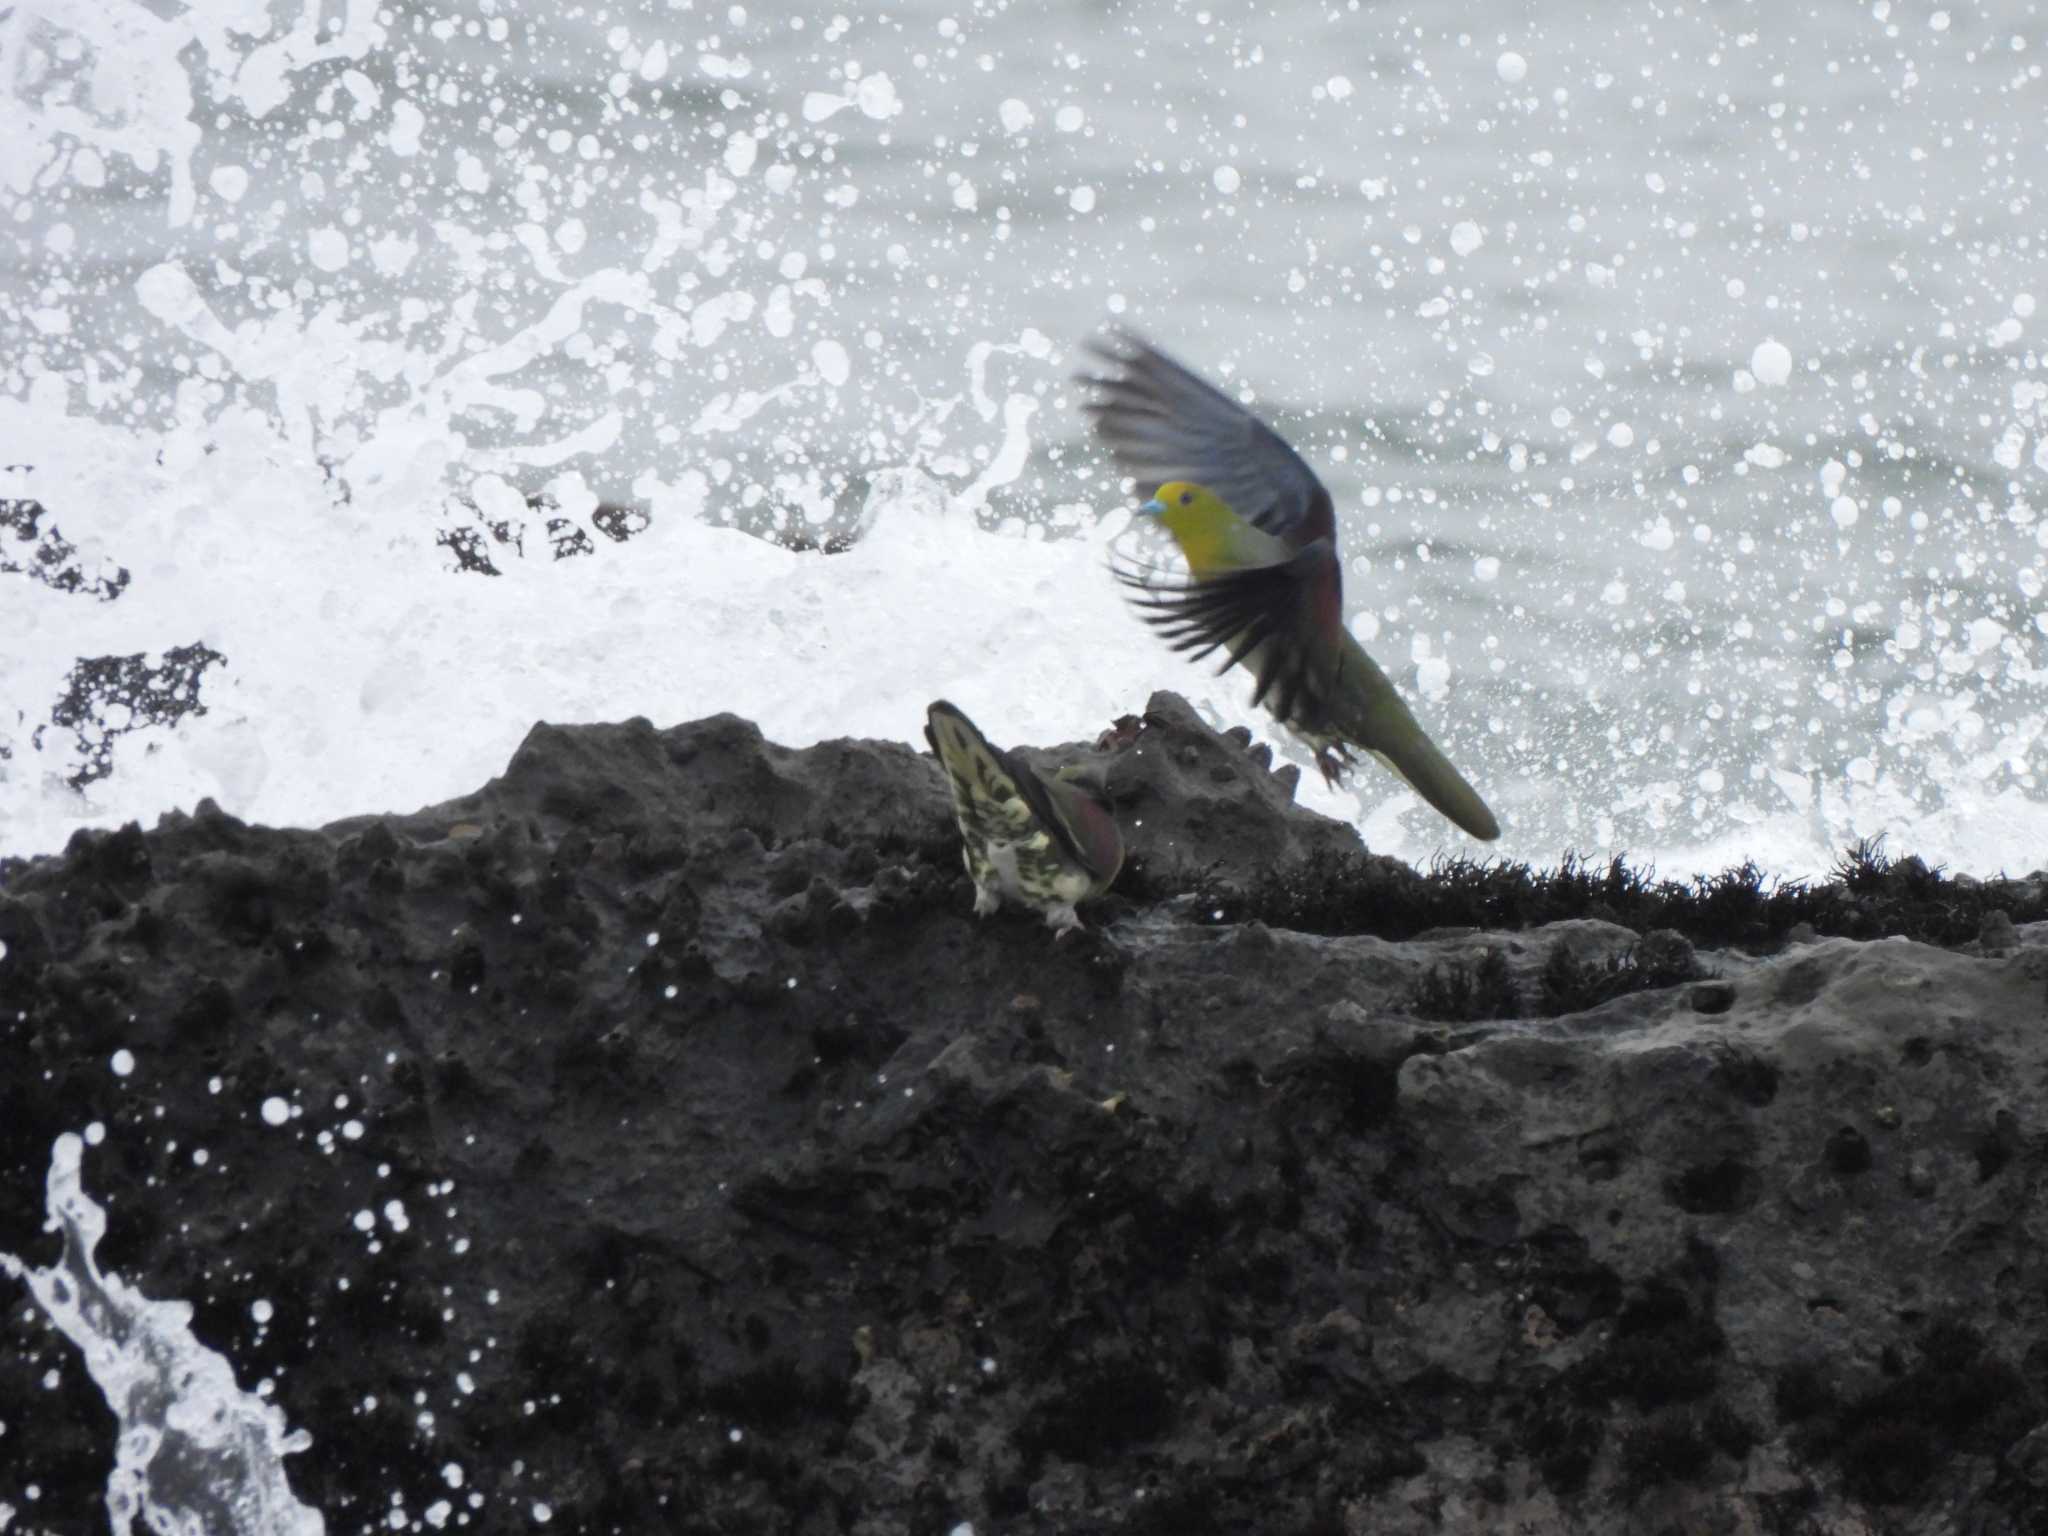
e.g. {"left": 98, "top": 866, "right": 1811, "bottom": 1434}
{"left": 3, "top": 696, "right": 2047, "bottom": 1535}
{"left": 1979, "top": 908, "right": 2018, "bottom": 953}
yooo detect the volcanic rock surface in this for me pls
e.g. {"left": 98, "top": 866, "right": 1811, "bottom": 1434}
{"left": 4, "top": 692, "right": 2048, "bottom": 1534}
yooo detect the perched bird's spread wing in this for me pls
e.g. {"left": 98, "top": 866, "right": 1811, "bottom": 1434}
{"left": 1079, "top": 329, "right": 1337, "bottom": 549}
{"left": 1038, "top": 768, "right": 1125, "bottom": 887}
{"left": 926, "top": 703, "right": 1045, "bottom": 848}
{"left": 924, "top": 702, "right": 1121, "bottom": 885}
{"left": 1114, "top": 538, "right": 1346, "bottom": 736}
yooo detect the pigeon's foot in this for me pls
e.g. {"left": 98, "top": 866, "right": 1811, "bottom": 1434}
{"left": 1045, "top": 903, "right": 1084, "bottom": 938}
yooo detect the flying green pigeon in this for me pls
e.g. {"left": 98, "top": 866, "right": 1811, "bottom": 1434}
{"left": 1081, "top": 330, "right": 1500, "bottom": 841}
{"left": 924, "top": 700, "right": 1126, "bottom": 932}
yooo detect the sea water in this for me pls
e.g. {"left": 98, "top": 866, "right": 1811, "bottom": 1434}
{"left": 2, "top": 0, "right": 2044, "bottom": 878}
{"left": 1, "top": 1131, "right": 327, "bottom": 1536}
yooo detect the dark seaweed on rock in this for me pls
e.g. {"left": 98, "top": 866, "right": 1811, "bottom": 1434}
{"left": 1178, "top": 838, "right": 2048, "bottom": 952}
{"left": 1409, "top": 946, "right": 1521, "bottom": 1022}
{"left": 1409, "top": 931, "right": 1711, "bottom": 1023}
{"left": 1538, "top": 929, "right": 1707, "bottom": 1014}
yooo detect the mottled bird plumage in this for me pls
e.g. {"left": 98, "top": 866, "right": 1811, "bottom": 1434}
{"left": 924, "top": 701, "right": 1124, "bottom": 932}
{"left": 1083, "top": 331, "right": 1501, "bottom": 842}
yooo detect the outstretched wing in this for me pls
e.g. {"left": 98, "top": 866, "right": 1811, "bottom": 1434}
{"left": 1114, "top": 558, "right": 1503, "bottom": 841}
{"left": 1112, "top": 538, "right": 1346, "bottom": 734}
{"left": 1038, "top": 772, "right": 1126, "bottom": 888}
{"left": 924, "top": 701, "right": 1118, "bottom": 882}
{"left": 1079, "top": 328, "right": 1337, "bottom": 549}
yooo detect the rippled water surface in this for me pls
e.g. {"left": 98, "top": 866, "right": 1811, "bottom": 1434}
{"left": 3, "top": 0, "right": 2044, "bottom": 872}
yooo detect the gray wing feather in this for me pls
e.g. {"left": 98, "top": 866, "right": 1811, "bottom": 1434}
{"left": 1078, "top": 328, "right": 1337, "bottom": 548}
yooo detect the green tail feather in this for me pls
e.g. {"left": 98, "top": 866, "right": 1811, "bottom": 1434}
{"left": 1370, "top": 729, "right": 1501, "bottom": 841}
{"left": 1339, "top": 640, "right": 1501, "bottom": 841}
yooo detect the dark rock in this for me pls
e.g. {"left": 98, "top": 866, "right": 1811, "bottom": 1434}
{"left": 1980, "top": 909, "right": 2018, "bottom": 952}
{"left": 43, "top": 644, "right": 227, "bottom": 787}
{"left": 1823, "top": 1125, "right": 1874, "bottom": 1176}
{"left": 1690, "top": 979, "right": 1737, "bottom": 1014}
{"left": 1, "top": 494, "right": 131, "bottom": 602}
{"left": 3, "top": 695, "right": 2047, "bottom": 1535}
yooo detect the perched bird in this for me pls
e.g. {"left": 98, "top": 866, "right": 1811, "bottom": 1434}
{"left": 1081, "top": 330, "right": 1500, "bottom": 841}
{"left": 923, "top": 700, "right": 1125, "bottom": 933}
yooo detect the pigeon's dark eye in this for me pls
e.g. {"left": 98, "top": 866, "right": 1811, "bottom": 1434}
{"left": 1178, "top": 489, "right": 1194, "bottom": 505}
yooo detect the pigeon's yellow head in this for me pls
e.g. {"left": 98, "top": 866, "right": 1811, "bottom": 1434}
{"left": 1138, "top": 481, "right": 1243, "bottom": 576}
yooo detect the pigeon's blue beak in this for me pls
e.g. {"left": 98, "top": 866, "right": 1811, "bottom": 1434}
{"left": 1138, "top": 497, "right": 1166, "bottom": 518}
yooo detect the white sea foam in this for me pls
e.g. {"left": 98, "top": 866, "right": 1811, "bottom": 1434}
{"left": 1, "top": 1132, "right": 326, "bottom": 1536}
{"left": 0, "top": 387, "right": 1362, "bottom": 852}
{"left": 3, "top": 0, "right": 2044, "bottom": 888}
{"left": 6, "top": 381, "right": 2043, "bottom": 882}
